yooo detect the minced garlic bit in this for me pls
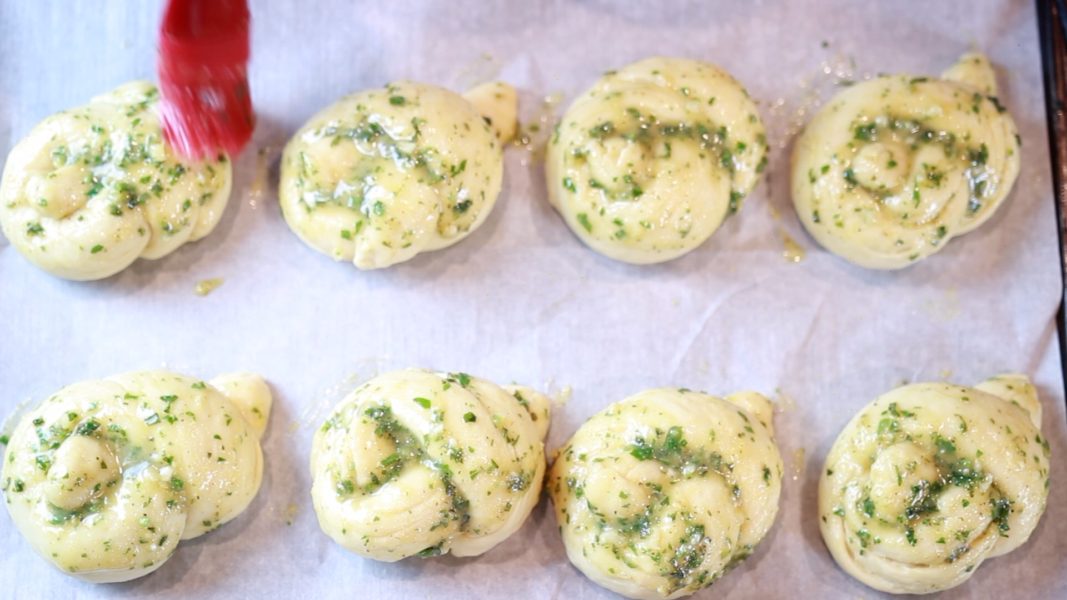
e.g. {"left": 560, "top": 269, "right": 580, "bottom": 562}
{"left": 194, "top": 277, "right": 224, "bottom": 296}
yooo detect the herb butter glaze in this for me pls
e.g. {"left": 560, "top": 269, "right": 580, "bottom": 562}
{"left": 791, "top": 53, "right": 1020, "bottom": 269}
{"left": 548, "top": 388, "right": 782, "bottom": 600}
{"left": 819, "top": 374, "right": 1050, "bottom": 594}
{"left": 310, "top": 369, "right": 550, "bottom": 560}
{"left": 279, "top": 81, "right": 514, "bottom": 270}
{"left": 1, "top": 371, "right": 271, "bottom": 582}
{"left": 0, "top": 82, "right": 232, "bottom": 280}
{"left": 545, "top": 57, "right": 768, "bottom": 264}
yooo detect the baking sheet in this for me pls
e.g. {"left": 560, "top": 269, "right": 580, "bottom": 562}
{"left": 1, "top": 0, "right": 1065, "bottom": 598}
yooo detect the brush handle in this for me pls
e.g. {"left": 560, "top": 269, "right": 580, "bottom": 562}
{"left": 160, "top": 0, "right": 249, "bottom": 67}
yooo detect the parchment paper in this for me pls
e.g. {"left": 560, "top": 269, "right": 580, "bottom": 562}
{"left": 1, "top": 1, "right": 1065, "bottom": 598}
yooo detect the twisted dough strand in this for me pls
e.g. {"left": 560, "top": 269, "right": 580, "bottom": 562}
{"left": 1, "top": 371, "right": 270, "bottom": 582}
{"left": 548, "top": 388, "right": 782, "bottom": 600}
{"left": 792, "top": 53, "right": 1020, "bottom": 269}
{"left": 0, "top": 82, "right": 232, "bottom": 280}
{"left": 546, "top": 57, "right": 768, "bottom": 264}
{"left": 819, "top": 374, "right": 1050, "bottom": 594}
{"left": 310, "top": 369, "right": 550, "bottom": 561}
{"left": 279, "top": 82, "right": 509, "bottom": 270}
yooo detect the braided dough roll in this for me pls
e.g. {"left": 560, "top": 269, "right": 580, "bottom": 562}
{"left": 548, "top": 388, "right": 782, "bottom": 599}
{"left": 1, "top": 371, "right": 271, "bottom": 582}
{"left": 279, "top": 81, "right": 516, "bottom": 270}
{"left": 819, "top": 374, "right": 1050, "bottom": 594}
{"left": 0, "top": 82, "right": 232, "bottom": 280}
{"left": 792, "top": 53, "right": 1020, "bottom": 269}
{"left": 545, "top": 57, "right": 768, "bottom": 264}
{"left": 310, "top": 369, "right": 550, "bottom": 560}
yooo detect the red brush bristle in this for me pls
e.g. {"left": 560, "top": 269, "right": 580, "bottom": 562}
{"left": 158, "top": 0, "right": 254, "bottom": 161}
